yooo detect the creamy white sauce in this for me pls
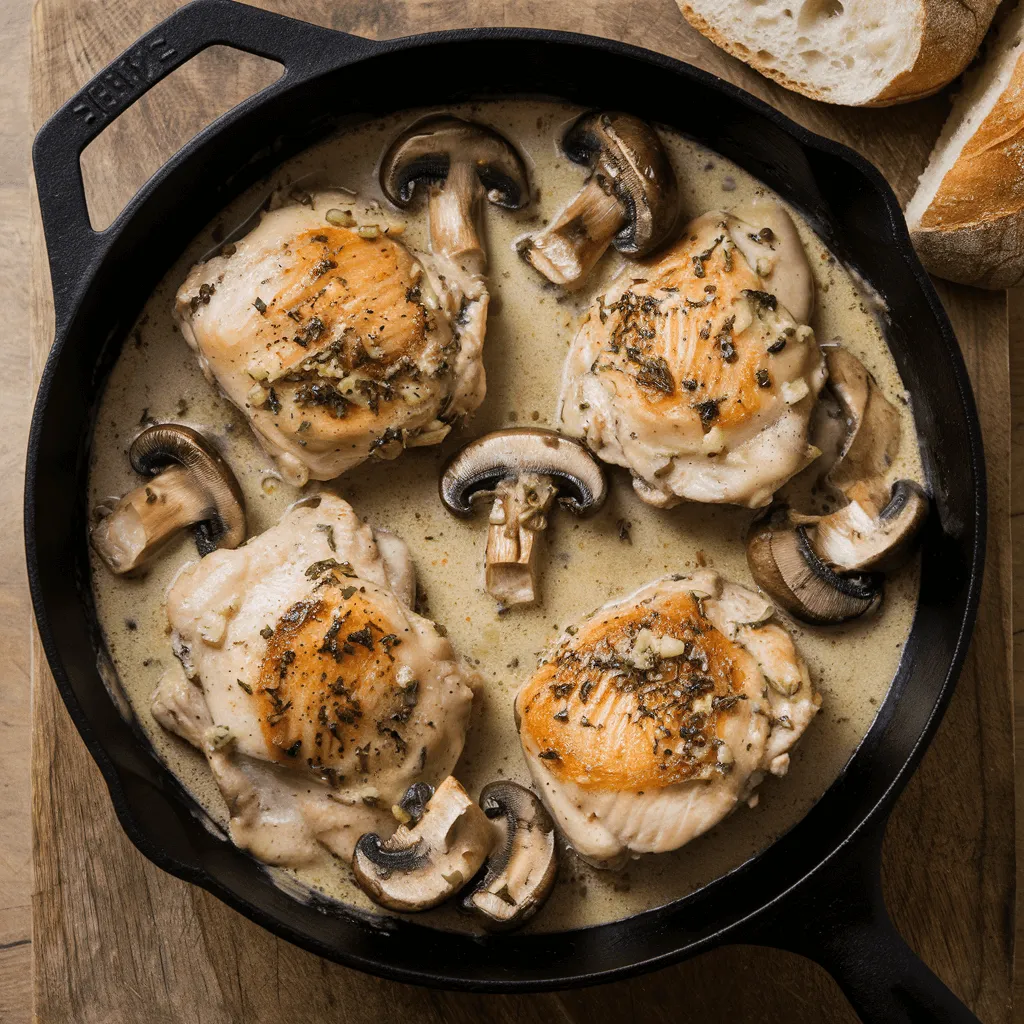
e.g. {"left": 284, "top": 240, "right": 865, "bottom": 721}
{"left": 87, "top": 99, "right": 921, "bottom": 933}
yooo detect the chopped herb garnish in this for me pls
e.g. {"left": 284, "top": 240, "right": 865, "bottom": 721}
{"left": 712, "top": 693, "right": 747, "bottom": 712}
{"left": 293, "top": 315, "right": 324, "bottom": 348}
{"left": 694, "top": 397, "right": 722, "bottom": 427}
{"left": 347, "top": 627, "right": 374, "bottom": 651}
{"left": 755, "top": 368, "right": 772, "bottom": 388}
{"left": 237, "top": 679, "right": 253, "bottom": 695}
{"left": 691, "top": 235, "right": 724, "bottom": 278}
{"left": 311, "top": 256, "right": 338, "bottom": 279}
{"left": 635, "top": 355, "right": 674, "bottom": 394}
{"left": 305, "top": 558, "right": 355, "bottom": 580}
{"left": 253, "top": 296, "right": 267, "bottom": 315}
{"left": 742, "top": 289, "right": 778, "bottom": 311}
{"left": 294, "top": 380, "right": 350, "bottom": 418}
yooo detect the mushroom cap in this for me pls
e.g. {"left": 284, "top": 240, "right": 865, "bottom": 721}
{"left": 562, "top": 110, "right": 678, "bottom": 257}
{"left": 439, "top": 428, "right": 608, "bottom": 517}
{"left": 747, "top": 507, "right": 882, "bottom": 625}
{"left": 380, "top": 116, "right": 529, "bottom": 210}
{"left": 129, "top": 424, "right": 246, "bottom": 554}
{"left": 351, "top": 776, "right": 493, "bottom": 912}
{"left": 813, "top": 479, "right": 929, "bottom": 573}
{"left": 823, "top": 346, "right": 901, "bottom": 505}
{"left": 461, "top": 780, "right": 557, "bottom": 930}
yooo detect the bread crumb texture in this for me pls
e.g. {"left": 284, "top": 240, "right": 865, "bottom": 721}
{"left": 679, "top": 0, "right": 999, "bottom": 107}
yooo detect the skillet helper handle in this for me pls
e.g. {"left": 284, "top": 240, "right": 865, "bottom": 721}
{"left": 32, "top": 0, "right": 367, "bottom": 324}
{"left": 760, "top": 816, "right": 980, "bottom": 1024}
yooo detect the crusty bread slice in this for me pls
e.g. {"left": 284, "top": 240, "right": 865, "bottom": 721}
{"left": 678, "top": 0, "right": 999, "bottom": 107}
{"left": 906, "top": 2, "right": 1024, "bottom": 288}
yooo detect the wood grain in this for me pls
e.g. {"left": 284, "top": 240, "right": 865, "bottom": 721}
{"left": 26, "top": 1, "right": 1016, "bottom": 1022}
{"left": 1, "top": 0, "right": 36, "bottom": 1019}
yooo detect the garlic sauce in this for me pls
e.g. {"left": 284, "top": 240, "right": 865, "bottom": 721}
{"left": 88, "top": 99, "right": 922, "bottom": 933}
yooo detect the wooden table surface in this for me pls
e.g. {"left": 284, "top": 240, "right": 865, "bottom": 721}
{"left": 2, "top": 0, "right": 1019, "bottom": 1021}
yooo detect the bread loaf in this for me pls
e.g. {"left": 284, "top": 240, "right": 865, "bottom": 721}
{"left": 678, "top": 0, "right": 999, "bottom": 107}
{"left": 906, "top": 2, "right": 1024, "bottom": 289}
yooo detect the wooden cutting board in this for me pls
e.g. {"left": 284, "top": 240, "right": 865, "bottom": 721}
{"left": 30, "top": 1, "right": 1015, "bottom": 1021}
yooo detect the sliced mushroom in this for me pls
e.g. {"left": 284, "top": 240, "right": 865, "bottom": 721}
{"left": 90, "top": 424, "right": 246, "bottom": 575}
{"left": 439, "top": 428, "right": 608, "bottom": 607}
{"left": 521, "top": 111, "right": 678, "bottom": 288}
{"left": 352, "top": 776, "right": 493, "bottom": 912}
{"left": 380, "top": 116, "right": 529, "bottom": 271}
{"left": 748, "top": 343, "right": 929, "bottom": 624}
{"left": 461, "top": 781, "right": 557, "bottom": 930}
{"left": 824, "top": 346, "right": 901, "bottom": 507}
{"left": 746, "top": 508, "right": 882, "bottom": 625}
{"left": 811, "top": 479, "right": 929, "bottom": 572}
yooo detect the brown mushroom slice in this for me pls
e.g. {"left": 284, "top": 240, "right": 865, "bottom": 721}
{"left": 809, "top": 480, "right": 929, "bottom": 573}
{"left": 90, "top": 424, "right": 246, "bottom": 575}
{"left": 380, "top": 116, "right": 529, "bottom": 271}
{"left": 824, "top": 346, "right": 901, "bottom": 507}
{"left": 746, "top": 508, "right": 882, "bottom": 625}
{"left": 351, "top": 776, "right": 493, "bottom": 912}
{"left": 439, "top": 428, "right": 608, "bottom": 607}
{"left": 747, "top": 344, "right": 928, "bottom": 623}
{"left": 461, "top": 781, "right": 557, "bottom": 931}
{"left": 522, "top": 111, "right": 678, "bottom": 288}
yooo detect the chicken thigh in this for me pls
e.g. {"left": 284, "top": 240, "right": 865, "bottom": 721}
{"left": 175, "top": 189, "right": 486, "bottom": 487}
{"left": 557, "top": 201, "right": 825, "bottom": 508}
{"left": 515, "top": 571, "right": 819, "bottom": 868}
{"left": 152, "top": 493, "right": 477, "bottom": 866}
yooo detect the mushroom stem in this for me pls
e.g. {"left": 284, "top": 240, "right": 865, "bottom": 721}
{"left": 485, "top": 473, "right": 558, "bottom": 607}
{"left": 91, "top": 466, "right": 216, "bottom": 574}
{"left": 427, "top": 159, "right": 486, "bottom": 271}
{"left": 90, "top": 423, "right": 246, "bottom": 575}
{"left": 522, "top": 177, "right": 626, "bottom": 288}
{"left": 440, "top": 428, "right": 607, "bottom": 609}
{"left": 379, "top": 116, "right": 529, "bottom": 276}
{"left": 522, "top": 111, "right": 678, "bottom": 288}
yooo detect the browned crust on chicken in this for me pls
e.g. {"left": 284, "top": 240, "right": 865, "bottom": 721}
{"left": 584, "top": 224, "right": 783, "bottom": 436}
{"left": 517, "top": 590, "right": 756, "bottom": 792}
{"left": 255, "top": 575, "right": 415, "bottom": 775}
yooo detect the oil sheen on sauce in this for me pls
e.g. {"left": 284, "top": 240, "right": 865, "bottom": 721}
{"left": 88, "top": 99, "right": 922, "bottom": 933}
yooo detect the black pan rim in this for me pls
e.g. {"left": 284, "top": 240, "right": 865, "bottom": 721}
{"left": 25, "top": 15, "right": 987, "bottom": 992}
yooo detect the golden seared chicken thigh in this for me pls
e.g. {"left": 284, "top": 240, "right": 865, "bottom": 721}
{"left": 174, "top": 189, "right": 487, "bottom": 486}
{"left": 558, "top": 201, "right": 824, "bottom": 508}
{"left": 515, "top": 571, "right": 819, "bottom": 868}
{"left": 151, "top": 493, "right": 477, "bottom": 867}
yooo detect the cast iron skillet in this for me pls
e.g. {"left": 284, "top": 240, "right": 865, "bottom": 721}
{"left": 27, "top": 1, "right": 986, "bottom": 1019}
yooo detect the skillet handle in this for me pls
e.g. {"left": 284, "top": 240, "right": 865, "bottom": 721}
{"left": 756, "top": 815, "right": 980, "bottom": 1024}
{"left": 32, "top": 0, "right": 371, "bottom": 326}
